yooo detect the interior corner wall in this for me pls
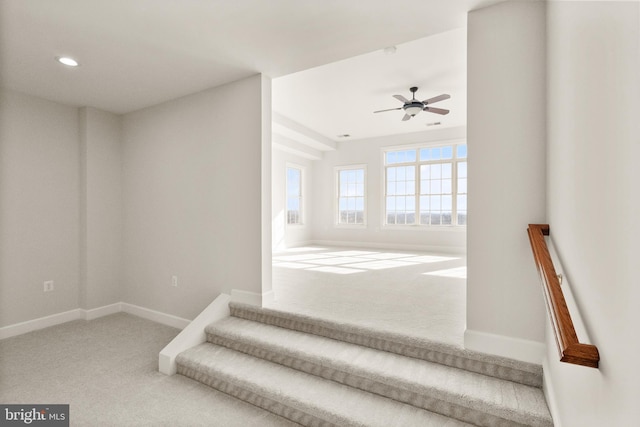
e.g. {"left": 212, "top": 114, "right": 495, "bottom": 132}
{"left": 79, "top": 107, "right": 123, "bottom": 310}
{"left": 122, "top": 74, "right": 268, "bottom": 320}
{"left": 0, "top": 89, "right": 81, "bottom": 327}
{"left": 545, "top": 2, "right": 640, "bottom": 425}
{"left": 260, "top": 74, "right": 273, "bottom": 296}
{"left": 466, "top": 0, "right": 547, "bottom": 356}
{"left": 272, "top": 149, "right": 314, "bottom": 250}
{"left": 310, "top": 127, "right": 467, "bottom": 253}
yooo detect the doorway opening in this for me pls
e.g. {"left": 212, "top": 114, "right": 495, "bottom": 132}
{"left": 269, "top": 28, "right": 467, "bottom": 346}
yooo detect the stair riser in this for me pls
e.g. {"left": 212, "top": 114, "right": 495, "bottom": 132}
{"left": 230, "top": 306, "right": 542, "bottom": 388}
{"left": 177, "top": 364, "right": 337, "bottom": 427}
{"left": 208, "top": 333, "right": 535, "bottom": 427}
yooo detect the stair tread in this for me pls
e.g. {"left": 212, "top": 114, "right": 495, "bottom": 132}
{"left": 206, "top": 316, "right": 552, "bottom": 426}
{"left": 177, "top": 342, "right": 473, "bottom": 427}
{"left": 229, "top": 302, "right": 542, "bottom": 377}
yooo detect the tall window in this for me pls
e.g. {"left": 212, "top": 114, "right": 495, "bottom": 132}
{"left": 286, "top": 166, "right": 302, "bottom": 225}
{"left": 336, "top": 166, "right": 366, "bottom": 225}
{"left": 384, "top": 142, "right": 467, "bottom": 226}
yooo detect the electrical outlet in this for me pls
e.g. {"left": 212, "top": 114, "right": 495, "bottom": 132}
{"left": 171, "top": 275, "right": 178, "bottom": 287}
{"left": 44, "top": 280, "right": 54, "bottom": 292}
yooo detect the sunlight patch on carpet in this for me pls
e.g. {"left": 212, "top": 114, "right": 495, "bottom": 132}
{"left": 342, "top": 260, "right": 418, "bottom": 270}
{"left": 398, "top": 255, "right": 459, "bottom": 263}
{"left": 424, "top": 266, "right": 467, "bottom": 278}
{"left": 322, "top": 250, "right": 378, "bottom": 257}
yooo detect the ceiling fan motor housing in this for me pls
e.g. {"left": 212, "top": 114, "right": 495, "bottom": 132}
{"left": 404, "top": 87, "right": 422, "bottom": 116}
{"left": 404, "top": 101, "right": 424, "bottom": 116}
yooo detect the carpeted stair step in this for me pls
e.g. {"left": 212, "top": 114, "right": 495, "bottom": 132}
{"left": 176, "top": 342, "right": 474, "bottom": 427}
{"left": 230, "top": 302, "right": 542, "bottom": 388}
{"left": 206, "top": 316, "right": 552, "bottom": 427}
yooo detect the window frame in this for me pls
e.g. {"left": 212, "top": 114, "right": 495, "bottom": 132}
{"left": 285, "top": 163, "right": 304, "bottom": 226}
{"left": 380, "top": 139, "right": 467, "bottom": 229}
{"left": 334, "top": 164, "right": 367, "bottom": 228}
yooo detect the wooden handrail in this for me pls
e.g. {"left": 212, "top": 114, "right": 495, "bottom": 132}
{"left": 527, "top": 224, "right": 599, "bottom": 368}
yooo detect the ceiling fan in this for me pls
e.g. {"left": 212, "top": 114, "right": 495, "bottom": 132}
{"left": 374, "top": 87, "right": 450, "bottom": 121}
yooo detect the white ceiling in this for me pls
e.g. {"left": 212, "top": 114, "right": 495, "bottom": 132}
{"left": 0, "top": 0, "right": 495, "bottom": 115}
{"left": 272, "top": 28, "right": 466, "bottom": 142}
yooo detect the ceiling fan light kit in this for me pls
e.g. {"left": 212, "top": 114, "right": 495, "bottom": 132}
{"left": 374, "top": 86, "right": 450, "bottom": 121}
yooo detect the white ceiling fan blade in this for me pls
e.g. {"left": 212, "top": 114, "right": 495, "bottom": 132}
{"left": 422, "top": 94, "right": 451, "bottom": 105}
{"left": 374, "top": 107, "right": 402, "bottom": 113}
{"left": 402, "top": 114, "right": 412, "bottom": 121}
{"left": 393, "top": 94, "right": 410, "bottom": 103}
{"left": 424, "top": 106, "right": 450, "bottom": 115}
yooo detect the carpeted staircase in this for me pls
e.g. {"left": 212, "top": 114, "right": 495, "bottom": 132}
{"left": 176, "top": 302, "right": 553, "bottom": 427}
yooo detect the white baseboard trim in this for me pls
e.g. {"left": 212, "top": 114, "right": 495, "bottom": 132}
{"left": 262, "top": 289, "right": 275, "bottom": 305}
{"left": 273, "top": 240, "right": 315, "bottom": 252}
{"left": 83, "top": 302, "right": 122, "bottom": 321}
{"left": 309, "top": 239, "right": 466, "bottom": 255}
{"left": 0, "top": 308, "right": 83, "bottom": 340}
{"left": 464, "top": 329, "right": 545, "bottom": 365}
{"left": 1, "top": 302, "right": 192, "bottom": 340}
{"left": 159, "top": 293, "right": 231, "bottom": 376}
{"left": 231, "top": 289, "right": 274, "bottom": 307}
{"left": 287, "top": 240, "right": 315, "bottom": 249}
{"left": 121, "top": 303, "right": 190, "bottom": 330}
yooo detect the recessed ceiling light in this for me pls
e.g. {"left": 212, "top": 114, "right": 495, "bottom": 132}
{"left": 56, "top": 56, "right": 79, "bottom": 67}
{"left": 426, "top": 122, "right": 442, "bottom": 127}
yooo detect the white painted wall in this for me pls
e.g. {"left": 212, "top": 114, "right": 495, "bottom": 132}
{"left": 260, "top": 75, "right": 273, "bottom": 298}
{"left": 272, "top": 148, "right": 313, "bottom": 250}
{"left": 310, "top": 127, "right": 467, "bottom": 252}
{"left": 0, "top": 89, "right": 81, "bottom": 327}
{"left": 122, "top": 74, "right": 271, "bottom": 319}
{"left": 79, "top": 107, "right": 123, "bottom": 310}
{"left": 545, "top": 2, "right": 640, "bottom": 425}
{"left": 466, "top": 1, "right": 547, "bottom": 357}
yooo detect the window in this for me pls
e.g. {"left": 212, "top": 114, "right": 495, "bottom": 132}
{"left": 286, "top": 166, "right": 302, "bottom": 224}
{"left": 336, "top": 165, "right": 366, "bottom": 225}
{"left": 456, "top": 146, "right": 468, "bottom": 225}
{"left": 386, "top": 164, "right": 415, "bottom": 225}
{"left": 384, "top": 142, "right": 467, "bottom": 226}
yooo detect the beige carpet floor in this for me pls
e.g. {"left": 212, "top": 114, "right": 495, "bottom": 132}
{"left": 1, "top": 246, "right": 467, "bottom": 425}
{"left": 269, "top": 246, "right": 467, "bottom": 347}
{"left": 0, "top": 313, "right": 298, "bottom": 426}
